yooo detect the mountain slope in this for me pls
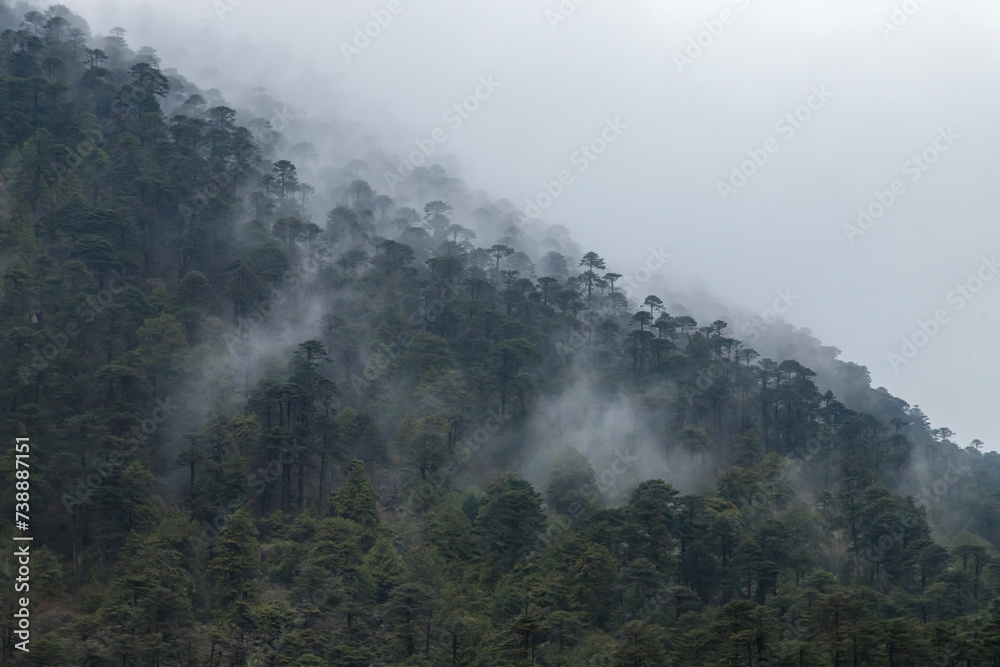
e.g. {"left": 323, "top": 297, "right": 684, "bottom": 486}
{"left": 1, "top": 3, "right": 999, "bottom": 665}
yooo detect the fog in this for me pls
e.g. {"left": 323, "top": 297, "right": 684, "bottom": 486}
{"left": 66, "top": 0, "right": 1000, "bottom": 450}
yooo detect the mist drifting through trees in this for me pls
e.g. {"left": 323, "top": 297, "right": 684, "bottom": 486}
{"left": 1, "top": 1, "right": 999, "bottom": 665}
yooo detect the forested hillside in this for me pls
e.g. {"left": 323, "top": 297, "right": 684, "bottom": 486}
{"left": 3, "top": 3, "right": 1000, "bottom": 666}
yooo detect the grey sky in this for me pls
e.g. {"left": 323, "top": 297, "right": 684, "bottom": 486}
{"left": 68, "top": 0, "right": 999, "bottom": 448}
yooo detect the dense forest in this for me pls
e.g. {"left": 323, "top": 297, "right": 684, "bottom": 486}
{"left": 2, "top": 3, "right": 1000, "bottom": 665}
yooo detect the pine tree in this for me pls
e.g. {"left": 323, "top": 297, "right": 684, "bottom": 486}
{"left": 330, "top": 458, "right": 380, "bottom": 527}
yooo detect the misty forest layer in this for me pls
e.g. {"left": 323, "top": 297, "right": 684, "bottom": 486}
{"left": 3, "top": 3, "right": 1000, "bottom": 666}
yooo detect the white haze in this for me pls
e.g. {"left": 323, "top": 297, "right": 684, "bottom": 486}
{"left": 64, "top": 0, "right": 1000, "bottom": 451}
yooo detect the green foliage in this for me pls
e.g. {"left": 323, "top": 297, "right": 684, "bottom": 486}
{"left": 330, "top": 458, "right": 381, "bottom": 527}
{"left": 545, "top": 446, "right": 602, "bottom": 518}
{"left": 612, "top": 621, "right": 667, "bottom": 666}
{"left": 363, "top": 535, "right": 408, "bottom": 602}
{"left": 208, "top": 508, "right": 261, "bottom": 606}
{"left": 3, "top": 4, "right": 1000, "bottom": 663}
{"left": 477, "top": 472, "right": 546, "bottom": 572}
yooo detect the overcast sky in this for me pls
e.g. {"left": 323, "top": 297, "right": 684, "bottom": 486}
{"left": 66, "top": 0, "right": 1000, "bottom": 449}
